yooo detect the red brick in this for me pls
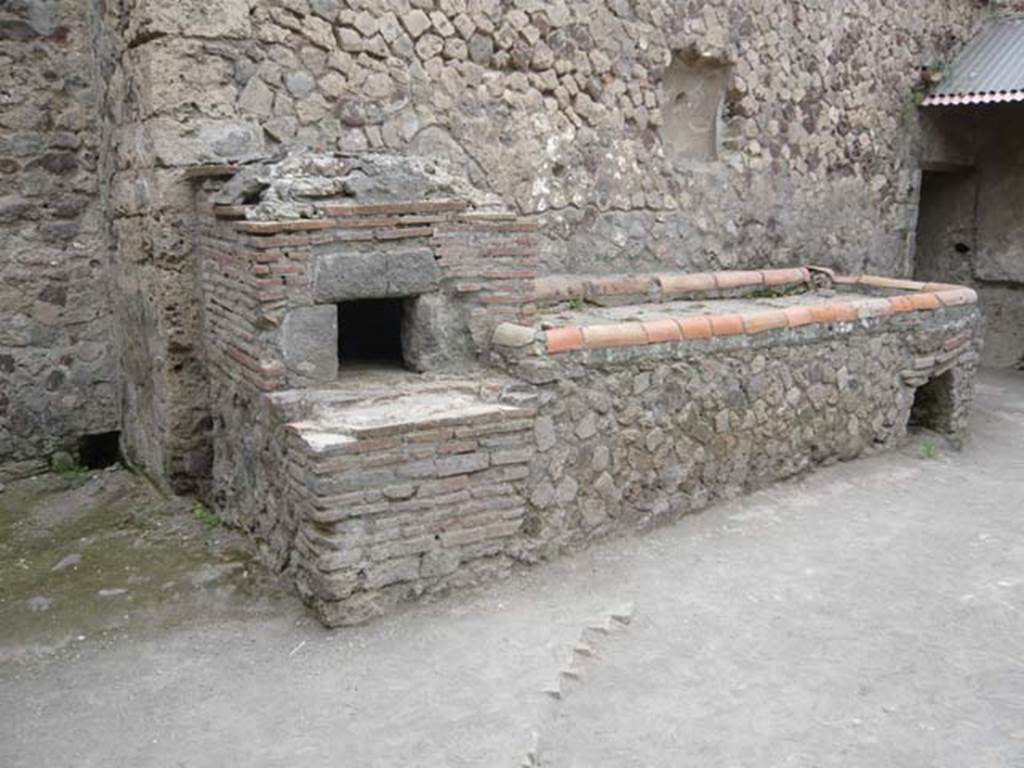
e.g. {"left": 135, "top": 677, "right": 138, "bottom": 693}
{"left": 678, "top": 316, "right": 713, "bottom": 340}
{"left": 762, "top": 268, "right": 809, "bottom": 287}
{"left": 321, "top": 199, "right": 468, "bottom": 217}
{"left": 858, "top": 275, "right": 926, "bottom": 292}
{"left": 546, "top": 326, "right": 585, "bottom": 354}
{"left": 714, "top": 270, "right": 764, "bottom": 289}
{"left": 708, "top": 314, "right": 744, "bottom": 336}
{"left": 658, "top": 273, "right": 716, "bottom": 296}
{"left": 807, "top": 304, "right": 839, "bottom": 324}
{"left": 888, "top": 295, "right": 916, "bottom": 313}
{"left": 234, "top": 219, "right": 334, "bottom": 235}
{"left": 642, "top": 319, "right": 683, "bottom": 343}
{"left": 834, "top": 302, "right": 860, "bottom": 321}
{"left": 743, "top": 310, "right": 789, "bottom": 334}
{"left": 582, "top": 323, "right": 649, "bottom": 349}
{"left": 783, "top": 306, "right": 814, "bottom": 327}
{"left": 375, "top": 226, "right": 434, "bottom": 240}
{"left": 908, "top": 292, "right": 942, "bottom": 311}
{"left": 587, "top": 275, "right": 651, "bottom": 296}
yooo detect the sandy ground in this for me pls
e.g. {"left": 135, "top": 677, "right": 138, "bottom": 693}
{"left": 1, "top": 369, "right": 1022, "bottom": 767}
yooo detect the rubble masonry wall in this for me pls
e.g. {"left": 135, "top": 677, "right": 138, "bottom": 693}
{"left": 91, "top": 0, "right": 982, "bottom": 487}
{"left": 0, "top": 0, "right": 118, "bottom": 480}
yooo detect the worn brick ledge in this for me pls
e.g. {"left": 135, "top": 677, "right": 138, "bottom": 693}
{"left": 493, "top": 267, "right": 979, "bottom": 355}
{"left": 212, "top": 198, "right": 537, "bottom": 239}
{"left": 535, "top": 267, "right": 813, "bottom": 306}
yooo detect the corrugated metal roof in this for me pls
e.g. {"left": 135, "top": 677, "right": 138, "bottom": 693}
{"left": 922, "top": 16, "right": 1024, "bottom": 107}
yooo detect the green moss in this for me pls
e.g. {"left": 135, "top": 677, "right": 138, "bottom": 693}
{"left": 0, "top": 472, "right": 270, "bottom": 659}
{"left": 192, "top": 501, "right": 222, "bottom": 528}
{"left": 54, "top": 465, "right": 90, "bottom": 480}
{"left": 747, "top": 284, "right": 807, "bottom": 300}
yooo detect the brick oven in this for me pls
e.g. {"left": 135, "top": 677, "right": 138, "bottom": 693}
{"left": 194, "top": 152, "right": 541, "bottom": 623}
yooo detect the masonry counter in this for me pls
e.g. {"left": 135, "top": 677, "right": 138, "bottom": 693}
{"left": 195, "top": 161, "right": 982, "bottom": 625}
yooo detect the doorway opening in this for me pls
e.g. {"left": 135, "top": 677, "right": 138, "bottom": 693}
{"left": 913, "top": 169, "right": 977, "bottom": 285}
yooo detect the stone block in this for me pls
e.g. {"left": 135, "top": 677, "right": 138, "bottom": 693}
{"left": 387, "top": 249, "right": 441, "bottom": 295}
{"left": 313, "top": 252, "right": 387, "bottom": 301}
{"left": 281, "top": 306, "right": 338, "bottom": 383}
{"left": 127, "top": 0, "right": 252, "bottom": 42}
{"left": 146, "top": 118, "right": 264, "bottom": 167}
{"left": 402, "top": 293, "right": 475, "bottom": 371}
{"left": 237, "top": 77, "right": 275, "bottom": 117}
{"left": 128, "top": 40, "right": 237, "bottom": 119}
{"left": 313, "top": 249, "right": 439, "bottom": 302}
{"left": 492, "top": 323, "right": 535, "bottom": 348}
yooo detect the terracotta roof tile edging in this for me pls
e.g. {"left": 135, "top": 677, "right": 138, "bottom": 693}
{"left": 491, "top": 269, "right": 979, "bottom": 357}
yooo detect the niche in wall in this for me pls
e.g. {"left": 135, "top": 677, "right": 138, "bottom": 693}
{"left": 78, "top": 431, "right": 121, "bottom": 469}
{"left": 660, "top": 51, "right": 731, "bottom": 163}
{"left": 909, "top": 371, "right": 956, "bottom": 435}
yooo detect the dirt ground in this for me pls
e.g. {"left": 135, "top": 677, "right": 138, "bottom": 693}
{"left": 1, "top": 369, "right": 1022, "bottom": 767}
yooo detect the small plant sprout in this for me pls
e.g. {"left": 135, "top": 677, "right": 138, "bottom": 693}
{"left": 56, "top": 464, "right": 90, "bottom": 480}
{"left": 192, "top": 501, "right": 221, "bottom": 528}
{"left": 920, "top": 441, "right": 939, "bottom": 460}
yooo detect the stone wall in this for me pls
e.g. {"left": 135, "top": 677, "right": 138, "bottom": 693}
{"left": 203, "top": 0, "right": 982, "bottom": 276}
{"left": 90, "top": 2, "right": 268, "bottom": 490}
{"left": 86, "top": 0, "right": 985, "bottom": 488}
{"left": 0, "top": 0, "right": 993, "bottom": 489}
{"left": 0, "top": 0, "right": 118, "bottom": 480}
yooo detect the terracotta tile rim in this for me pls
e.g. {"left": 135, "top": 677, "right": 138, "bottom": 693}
{"left": 489, "top": 270, "right": 978, "bottom": 355}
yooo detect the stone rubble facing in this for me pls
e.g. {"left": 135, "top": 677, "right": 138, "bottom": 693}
{"left": 35, "top": 0, "right": 983, "bottom": 489}
{"left": 0, "top": 0, "right": 119, "bottom": 480}
{"left": 495, "top": 309, "right": 981, "bottom": 555}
